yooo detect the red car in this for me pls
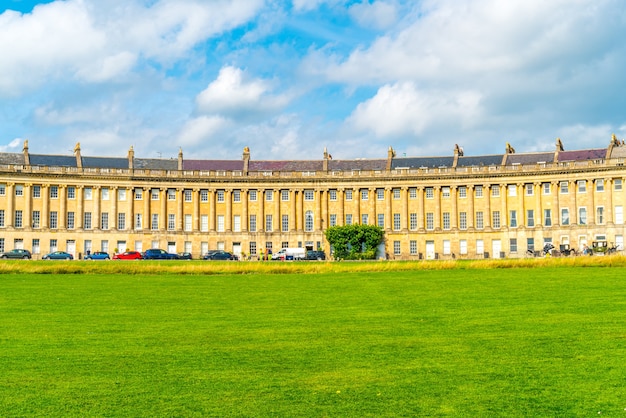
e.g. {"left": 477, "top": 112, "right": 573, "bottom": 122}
{"left": 113, "top": 251, "right": 143, "bottom": 260}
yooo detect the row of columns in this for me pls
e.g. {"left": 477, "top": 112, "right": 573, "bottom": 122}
{"left": 0, "top": 180, "right": 618, "bottom": 232}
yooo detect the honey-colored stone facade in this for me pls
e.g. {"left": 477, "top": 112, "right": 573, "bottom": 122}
{"left": 1, "top": 140, "right": 625, "bottom": 259}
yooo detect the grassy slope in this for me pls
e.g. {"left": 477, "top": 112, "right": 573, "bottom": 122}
{"left": 1, "top": 267, "right": 625, "bottom": 416}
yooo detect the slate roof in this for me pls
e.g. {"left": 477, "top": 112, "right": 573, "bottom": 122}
{"left": 457, "top": 155, "right": 503, "bottom": 167}
{"left": 29, "top": 154, "right": 77, "bottom": 167}
{"left": 0, "top": 144, "right": 620, "bottom": 173}
{"left": 557, "top": 149, "right": 606, "bottom": 162}
{"left": 134, "top": 158, "right": 178, "bottom": 170}
{"left": 391, "top": 157, "right": 454, "bottom": 169}
{"left": 82, "top": 157, "right": 129, "bottom": 169}
{"left": 329, "top": 159, "right": 387, "bottom": 171}
{"left": 505, "top": 152, "right": 555, "bottom": 165}
{"left": 249, "top": 160, "right": 324, "bottom": 171}
{"left": 0, "top": 152, "right": 24, "bottom": 165}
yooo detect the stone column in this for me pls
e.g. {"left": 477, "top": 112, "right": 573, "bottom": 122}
{"left": 552, "top": 181, "right": 560, "bottom": 226}
{"left": 42, "top": 185, "right": 49, "bottom": 229}
{"left": 6, "top": 183, "right": 14, "bottom": 227}
{"left": 24, "top": 183, "right": 32, "bottom": 229}
{"left": 59, "top": 186, "right": 66, "bottom": 229}
{"left": 367, "top": 187, "right": 378, "bottom": 225}
{"left": 385, "top": 187, "right": 392, "bottom": 230}
{"left": 209, "top": 189, "right": 216, "bottom": 232}
{"left": 321, "top": 189, "right": 328, "bottom": 231}
{"left": 534, "top": 182, "right": 542, "bottom": 226}
{"left": 434, "top": 186, "right": 441, "bottom": 230}
{"left": 417, "top": 187, "right": 425, "bottom": 231}
{"left": 451, "top": 186, "right": 458, "bottom": 230}
{"left": 316, "top": 189, "right": 323, "bottom": 231}
{"left": 467, "top": 185, "right": 475, "bottom": 229}
{"left": 274, "top": 188, "right": 280, "bottom": 232}
{"left": 259, "top": 190, "right": 265, "bottom": 232}
{"left": 143, "top": 187, "right": 150, "bottom": 231}
{"left": 605, "top": 178, "right": 613, "bottom": 225}
{"left": 500, "top": 184, "right": 508, "bottom": 228}
{"left": 337, "top": 188, "right": 344, "bottom": 226}
{"left": 129, "top": 187, "right": 136, "bottom": 231}
{"left": 352, "top": 189, "right": 361, "bottom": 225}
{"left": 588, "top": 180, "right": 595, "bottom": 225}
{"left": 160, "top": 188, "right": 167, "bottom": 231}
{"left": 241, "top": 189, "right": 248, "bottom": 232}
{"left": 93, "top": 187, "right": 100, "bottom": 230}
{"left": 112, "top": 187, "right": 119, "bottom": 230}
{"left": 483, "top": 184, "right": 491, "bottom": 228}
{"left": 225, "top": 189, "right": 232, "bottom": 232}
{"left": 193, "top": 188, "right": 199, "bottom": 232}
{"left": 290, "top": 190, "right": 297, "bottom": 231}
{"left": 571, "top": 180, "right": 578, "bottom": 225}
{"left": 74, "top": 185, "right": 85, "bottom": 230}
{"left": 517, "top": 183, "right": 525, "bottom": 227}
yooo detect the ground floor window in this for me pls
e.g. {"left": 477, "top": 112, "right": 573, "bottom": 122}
{"left": 460, "top": 240, "right": 467, "bottom": 255}
{"left": 443, "top": 240, "right": 451, "bottom": 255}
{"left": 32, "top": 239, "right": 40, "bottom": 254}
{"left": 476, "top": 239, "right": 484, "bottom": 255}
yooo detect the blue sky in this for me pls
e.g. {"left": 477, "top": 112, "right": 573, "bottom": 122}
{"left": 1, "top": 0, "right": 625, "bottom": 161}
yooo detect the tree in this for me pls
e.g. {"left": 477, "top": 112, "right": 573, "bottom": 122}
{"left": 324, "top": 224, "right": 384, "bottom": 260}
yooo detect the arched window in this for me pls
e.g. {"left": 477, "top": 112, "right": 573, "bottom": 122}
{"left": 305, "top": 210, "right": 314, "bottom": 232}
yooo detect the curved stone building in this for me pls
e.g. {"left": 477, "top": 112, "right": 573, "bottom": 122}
{"left": 1, "top": 136, "right": 625, "bottom": 259}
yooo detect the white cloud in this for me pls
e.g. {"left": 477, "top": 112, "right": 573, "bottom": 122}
{"left": 312, "top": 0, "right": 626, "bottom": 85}
{"left": 349, "top": 1, "right": 398, "bottom": 30}
{"left": 119, "top": 0, "right": 264, "bottom": 61}
{"left": 196, "top": 66, "right": 290, "bottom": 117}
{"left": 292, "top": 0, "right": 343, "bottom": 12}
{"left": 0, "top": 1, "right": 106, "bottom": 94}
{"left": 75, "top": 51, "right": 137, "bottom": 83}
{"left": 0, "top": 138, "right": 22, "bottom": 152}
{"left": 34, "top": 101, "right": 123, "bottom": 126}
{"left": 0, "top": 0, "right": 264, "bottom": 96}
{"left": 556, "top": 124, "right": 615, "bottom": 150}
{"left": 347, "top": 82, "right": 483, "bottom": 138}
{"left": 176, "top": 115, "right": 231, "bottom": 147}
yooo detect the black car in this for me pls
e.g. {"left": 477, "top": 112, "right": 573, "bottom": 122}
{"left": 177, "top": 252, "right": 192, "bottom": 260}
{"left": 305, "top": 250, "right": 326, "bottom": 260}
{"left": 203, "top": 250, "right": 237, "bottom": 260}
{"left": 143, "top": 249, "right": 178, "bottom": 260}
{"left": 0, "top": 249, "right": 32, "bottom": 259}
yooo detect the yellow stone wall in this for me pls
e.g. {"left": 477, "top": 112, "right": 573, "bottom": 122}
{"left": 1, "top": 162, "right": 625, "bottom": 259}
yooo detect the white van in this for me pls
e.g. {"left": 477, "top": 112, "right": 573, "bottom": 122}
{"left": 272, "top": 247, "right": 306, "bottom": 261}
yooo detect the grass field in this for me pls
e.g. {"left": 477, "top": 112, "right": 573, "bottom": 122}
{"left": 1, "top": 262, "right": 626, "bottom": 416}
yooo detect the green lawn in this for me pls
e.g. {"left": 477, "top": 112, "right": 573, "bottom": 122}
{"left": 1, "top": 268, "right": 625, "bottom": 416}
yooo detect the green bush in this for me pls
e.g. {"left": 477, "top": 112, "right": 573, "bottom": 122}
{"left": 325, "top": 224, "right": 384, "bottom": 260}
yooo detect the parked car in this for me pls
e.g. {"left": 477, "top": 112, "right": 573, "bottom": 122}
{"left": 0, "top": 249, "right": 32, "bottom": 259}
{"left": 143, "top": 249, "right": 178, "bottom": 260}
{"left": 177, "top": 252, "right": 192, "bottom": 260}
{"left": 84, "top": 251, "right": 110, "bottom": 260}
{"left": 203, "top": 250, "right": 237, "bottom": 260}
{"left": 42, "top": 251, "right": 73, "bottom": 260}
{"left": 113, "top": 251, "right": 143, "bottom": 260}
{"left": 305, "top": 250, "right": 326, "bottom": 261}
